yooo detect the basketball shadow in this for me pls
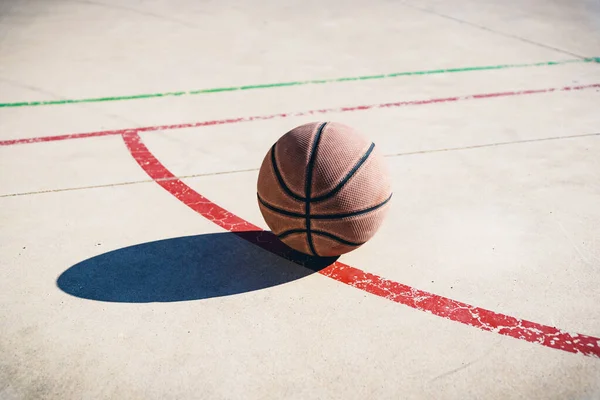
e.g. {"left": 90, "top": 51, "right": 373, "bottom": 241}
{"left": 56, "top": 231, "right": 337, "bottom": 303}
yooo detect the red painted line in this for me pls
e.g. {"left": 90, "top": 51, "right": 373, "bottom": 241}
{"left": 2, "top": 83, "right": 599, "bottom": 147}
{"left": 122, "top": 130, "right": 600, "bottom": 358}
{"left": 0, "top": 130, "right": 135, "bottom": 147}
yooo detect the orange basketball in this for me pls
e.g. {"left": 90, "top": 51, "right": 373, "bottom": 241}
{"left": 257, "top": 121, "right": 392, "bottom": 257}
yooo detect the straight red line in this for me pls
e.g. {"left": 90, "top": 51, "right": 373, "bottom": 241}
{"left": 122, "top": 130, "right": 600, "bottom": 358}
{"left": 2, "top": 83, "right": 599, "bottom": 147}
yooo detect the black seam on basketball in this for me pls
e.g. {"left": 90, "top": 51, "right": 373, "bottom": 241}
{"left": 311, "top": 142, "right": 375, "bottom": 203}
{"left": 312, "top": 230, "right": 364, "bottom": 246}
{"left": 270, "top": 143, "right": 306, "bottom": 201}
{"left": 305, "top": 122, "right": 327, "bottom": 256}
{"left": 257, "top": 193, "right": 305, "bottom": 218}
{"left": 278, "top": 229, "right": 364, "bottom": 246}
{"left": 276, "top": 229, "right": 307, "bottom": 239}
{"left": 258, "top": 192, "right": 392, "bottom": 220}
{"left": 311, "top": 193, "right": 392, "bottom": 219}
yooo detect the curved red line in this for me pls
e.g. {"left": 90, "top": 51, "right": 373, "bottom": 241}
{"left": 122, "top": 131, "right": 600, "bottom": 358}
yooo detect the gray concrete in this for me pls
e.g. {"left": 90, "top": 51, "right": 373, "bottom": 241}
{"left": 1, "top": 0, "right": 599, "bottom": 399}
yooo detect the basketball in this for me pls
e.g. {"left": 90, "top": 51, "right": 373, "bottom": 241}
{"left": 257, "top": 121, "right": 392, "bottom": 257}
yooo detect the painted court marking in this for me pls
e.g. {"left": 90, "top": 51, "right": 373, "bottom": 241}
{"left": 3, "top": 77, "right": 600, "bottom": 357}
{"left": 1, "top": 57, "right": 597, "bottom": 108}
{"left": 2, "top": 82, "right": 599, "bottom": 147}
{"left": 122, "top": 131, "right": 600, "bottom": 358}
{"left": 2, "top": 132, "right": 598, "bottom": 199}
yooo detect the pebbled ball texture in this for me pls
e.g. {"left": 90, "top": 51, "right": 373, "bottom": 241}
{"left": 257, "top": 121, "right": 392, "bottom": 257}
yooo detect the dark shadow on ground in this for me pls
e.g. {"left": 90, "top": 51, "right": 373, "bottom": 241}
{"left": 57, "top": 231, "right": 337, "bottom": 303}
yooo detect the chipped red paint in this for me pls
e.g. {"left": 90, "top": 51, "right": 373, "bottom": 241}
{"left": 2, "top": 83, "right": 599, "bottom": 147}
{"left": 122, "top": 130, "right": 600, "bottom": 358}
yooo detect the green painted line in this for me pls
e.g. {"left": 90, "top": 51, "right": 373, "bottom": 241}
{"left": 1, "top": 58, "right": 597, "bottom": 108}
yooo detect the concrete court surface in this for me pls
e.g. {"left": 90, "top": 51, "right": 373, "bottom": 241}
{"left": 1, "top": 0, "right": 600, "bottom": 398}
